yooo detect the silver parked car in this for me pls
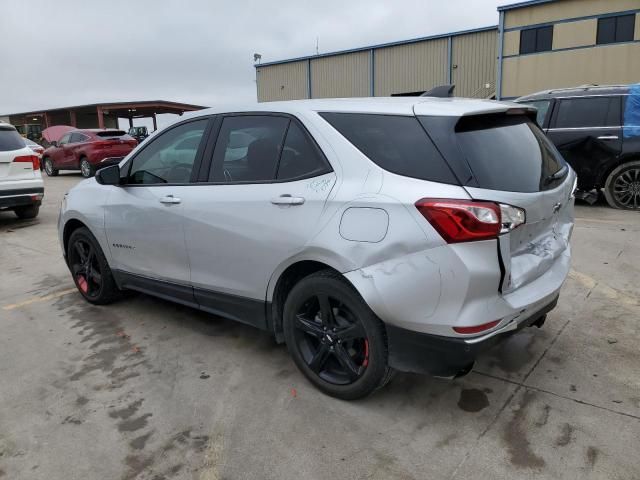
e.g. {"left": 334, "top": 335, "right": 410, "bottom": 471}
{"left": 58, "top": 98, "right": 575, "bottom": 399}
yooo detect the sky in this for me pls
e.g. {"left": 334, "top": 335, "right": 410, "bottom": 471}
{"left": 0, "top": 0, "right": 513, "bottom": 128}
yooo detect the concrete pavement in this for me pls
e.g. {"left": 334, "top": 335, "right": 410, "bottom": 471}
{"left": 1, "top": 174, "right": 638, "bottom": 479}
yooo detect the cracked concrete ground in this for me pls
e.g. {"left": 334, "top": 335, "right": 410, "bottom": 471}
{"left": 1, "top": 174, "right": 638, "bottom": 480}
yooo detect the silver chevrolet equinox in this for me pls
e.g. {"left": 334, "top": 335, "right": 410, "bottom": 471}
{"left": 59, "top": 98, "right": 576, "bottom": 399}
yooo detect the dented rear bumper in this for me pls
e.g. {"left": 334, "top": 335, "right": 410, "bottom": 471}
{"left": 385, "top": 294, "right": 559, "bottom": 376}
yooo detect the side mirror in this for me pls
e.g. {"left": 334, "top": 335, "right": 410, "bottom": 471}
{"left": 95, "top": 165, "right": 121, "bottom": 186}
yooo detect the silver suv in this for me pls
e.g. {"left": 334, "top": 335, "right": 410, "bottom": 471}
{"left": 58, "top": 98, "right": 575, "bottom": 399}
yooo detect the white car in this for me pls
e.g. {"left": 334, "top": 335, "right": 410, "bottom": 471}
{"left": 0, "top": 123, "right": 44, "bottom": 219}
{"left": 58, "top": 98, "right": 575, "bottom": 399}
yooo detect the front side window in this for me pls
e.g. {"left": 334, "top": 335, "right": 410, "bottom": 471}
{"left": 597, "top": 14, "right": 636, "bottom": 45}
{"left": 520, "top": 25, "right": 553, "bottom": 54}
{"left": 70, "top": 133, "right": 87, "bottom": 143}
{"left": 58, "top": 133, "right": 71, "bottom": 146}
{"left": 554, "top": 97, "right": 620, "bottom": 129}
{"left": 127, "top": 119, "right": 208, "bottom": 185}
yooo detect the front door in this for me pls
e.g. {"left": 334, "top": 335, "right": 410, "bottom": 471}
{"left": 546, "top": 96, "right": 623, "bottom": 189}
{"left": 104, "top": 117, "right": 211, "bottom": 297}
{"left": 180, "top": 114, "right": 336, "bottom": 327}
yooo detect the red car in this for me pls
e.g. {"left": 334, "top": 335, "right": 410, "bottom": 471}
{"left": 42, "top": 129, "right": 137, "bottom": 178}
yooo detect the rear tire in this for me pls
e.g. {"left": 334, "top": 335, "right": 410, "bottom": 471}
{"left": 604, "top": 161, "right": 640, "bottom": 210}
{"left": 283, "top": 270, "right": 393, "bottom": 400}
{"left": 80, "top": 158, "right": 94, "bottom": 178}
{"left": 67, "top": 227, "right": 120, "bottom": 305}
{"left": 14, "top": 205, "right": 40, "bottom": 219}
{"left": 43, "top": 157, "right": 58, "bottom": 176}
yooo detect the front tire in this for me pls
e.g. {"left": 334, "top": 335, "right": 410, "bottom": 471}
{"left": 283, "top": 270, "right": 393, "bottom": 400}
{"left": 14, "top": 205, "right": 40, "bottom": 219}
{"left": 43, "top": 157, "right": 58, "bottom": 176}
{"left": 80, "top": 158, "right": 94, "bottom": 178}
{"left": 67, "top": 227, "right": 120, "bottom": 304}
{"left": 604, "top": 161, "right": 640, "bottom": 210}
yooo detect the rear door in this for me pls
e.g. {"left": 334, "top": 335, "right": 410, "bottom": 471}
{"left": 546, "top": 96, "right": 623, "bottom": 189}
{"left": 180, "top": 114, "right": 336, "bottom": 326}
{"left": 419, "top": 112, "right": 575, "bottom": 293}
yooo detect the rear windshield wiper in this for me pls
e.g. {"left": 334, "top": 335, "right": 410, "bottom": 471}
{"left": 545, "top": 165, "right": 568, "bottom": 184}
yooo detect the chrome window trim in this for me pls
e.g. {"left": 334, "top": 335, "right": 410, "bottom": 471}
{"left": 546, "top": 126, "right": 622, "bottom": 132}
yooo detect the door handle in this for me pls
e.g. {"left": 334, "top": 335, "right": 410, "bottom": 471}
{"left": 271, "top": 194, "right": 305, "bottom": 206}
{"left": 159, "top": 195, "right": 181, "bottom": 204}
{"left": 597, "top": 135, "right": 619, "bottom": 140}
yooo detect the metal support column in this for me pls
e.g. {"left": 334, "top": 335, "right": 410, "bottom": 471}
{"left": 97, "top": 106, "right": 105, "bottom": 129}
{"left": 497, "top": 11, "right": 505, "bottom": 100}
{"left": 447, "top": 36, "right": 453, "bottom": 85}
{"left": 369, "top": 49, "right": 375, "bottom": 97}
{"left": 152, "top": 114, "right": 157, "bottom": 131}
{"left": 307, "top": 59, "right": 312, "bottom": 99}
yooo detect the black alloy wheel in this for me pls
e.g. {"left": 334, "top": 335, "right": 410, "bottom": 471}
{"left": 293, "top": 293, "right": 369, "bottom": 385}
{"left": 66, "top": 227, "right": 120, "bottom": 304}
{"left": 283, "top": 270, "right": 393, "bottom": 400}
{"left": 69, "top": 237, "right": 103, "bottom": 300}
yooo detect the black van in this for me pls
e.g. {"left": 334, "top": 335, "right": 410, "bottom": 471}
{"left": 516, "top": 84, "right": 640, "bottom": 210}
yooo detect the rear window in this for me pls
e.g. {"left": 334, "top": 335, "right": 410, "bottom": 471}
{"left": 319, "top": 113, "right": 459, "bottom": 184}
{"left": 450, "top": 114, "right": 566, "bottom": 193}
{"left": 96, "top": 130, "right": 127, "bottom": 138}
{"left": 0, "top": 127, "right": 27, "bottom": 152}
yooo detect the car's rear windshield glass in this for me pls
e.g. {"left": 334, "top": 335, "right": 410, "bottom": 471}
{"left": 447, "top": 114, "right": 566, "bottom": 193}
{"left": 0, "top": 127, "right": 27, "bottom": 152}
{"left": 96, "top": 131, "right": 126, "bottom": 137}
{"left": 319, "top": 112, "right": 459, "bottom": 185}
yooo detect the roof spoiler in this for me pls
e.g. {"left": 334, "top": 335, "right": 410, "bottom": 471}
{"left": 421, "top": 84, "right": 455, "bottom": 98}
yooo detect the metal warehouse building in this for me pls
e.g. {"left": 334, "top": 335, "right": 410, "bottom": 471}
{"left": 255, "top": 0, "right": 640, "bottom": 102}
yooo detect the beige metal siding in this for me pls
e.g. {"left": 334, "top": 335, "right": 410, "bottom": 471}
{"left": 256, "top": 61, "right": 308, "bottom": 102}
{"left": 451, "top": 29, "right": 497, "bottom": 98}
{"left": 503, "top": 31, "right": 520, "bottom": 57}
{"left": 310, "top": 51, "right": 370, "bottom": 98}
{"left": 553, "top": 18, "right": 597, "bottom": 49}
{"left": 505, "top": 0, "right": 640, "bottom": 29}
{"left": 373, "top": 39, "right": 448, "bottom": 96}
{"left": 636, "top": 12, "right": 640, "bottom": 40}
{"left": 501, "top": 42, "right": 640, "bottom": 98}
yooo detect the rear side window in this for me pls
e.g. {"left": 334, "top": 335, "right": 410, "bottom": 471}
{"left": 554, "top": 97, "right": 620, "bottom": 128}
{"left": 0, "top": 127, "right": 26, "bottom": 152}
{"left": 451, "top": 115, "right": 566, "bottom": 193}
{"left": 209, "top": 115, "right": 289, "bottom": 182}
{"left": 277, "top": 122, "right": 330, "bottom": 181}
{"left": 320, "top": 113, "right": 458, "bottom": 184}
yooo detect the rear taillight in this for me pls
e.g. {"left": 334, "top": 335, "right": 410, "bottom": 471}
{"left": 13, "top": 155, "right": 40, "bottom": 170}
{"left": 415, "top": 198, "right": 525, "bottom": 243}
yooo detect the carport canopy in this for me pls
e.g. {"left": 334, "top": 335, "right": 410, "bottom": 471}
{"left": 4, "top": 100, "right": 206, "bottom": 136}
